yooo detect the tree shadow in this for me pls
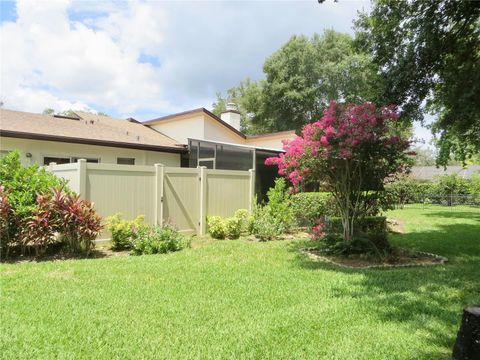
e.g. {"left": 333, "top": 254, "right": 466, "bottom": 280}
{"left": 290, "top": 220, "right": 480, "bottom": 359}
{"left": 422, "top": 210, "right": 480, "bottom": 220}
{"left": 1, "top": 247, "right": 111, "bottom": 264}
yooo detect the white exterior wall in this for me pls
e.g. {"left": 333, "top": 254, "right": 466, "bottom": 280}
{"left": 246, "top": 135, "right": 296, "bottom": 150}
{"left": 149, "top": 115, "right": 205, "bottom": 145}
{"left": 203, "top": 117, "right": 245, "bottom": 144}
{"left": 0, "top": 137, "right": 181, "bottom": 166}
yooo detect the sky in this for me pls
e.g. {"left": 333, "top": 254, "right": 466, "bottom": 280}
{"left": 0, "top": 0, "right": 433, "bottom": 143}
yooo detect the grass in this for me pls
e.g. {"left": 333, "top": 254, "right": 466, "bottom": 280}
{"left": 1, "top": 206, "right": 479, "bottom": 359}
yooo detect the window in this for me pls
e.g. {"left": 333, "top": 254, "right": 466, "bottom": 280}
{"left": 43, "top": 156, "right": 70, "bottom": 165}
{"left": 43, "top": 156, "right": 100, "bottom": 165}
{"left": 71, "top": 157, "right": 99, "bottom": 163}
{"left": 117, "top": 157, "right": 135, "bottom": 165}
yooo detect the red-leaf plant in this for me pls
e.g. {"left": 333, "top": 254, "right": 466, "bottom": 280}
{"left": 24, "top": 188, "right": 103, "bottom": 256}
{"left": 266, "top": 101, "right": 412, "bottom": 242}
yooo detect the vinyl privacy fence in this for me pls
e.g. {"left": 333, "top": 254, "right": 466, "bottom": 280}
{"left": 49, "top": 159, "right": 255, "bottom": 239}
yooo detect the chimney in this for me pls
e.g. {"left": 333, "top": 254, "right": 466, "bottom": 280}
{"left": 220, "top": 103, "right": 241, "bottom": 131}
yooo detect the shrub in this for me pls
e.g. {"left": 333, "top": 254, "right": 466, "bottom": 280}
{"left": 207, "top": 216, "right": 227, "bottom": 239}
{"left": 0, "top": 151, "right": 67, "bottom": 255}
{"left": 266, "top": 178, "right": 295, "bottom": 230}
{"left": 132, "top": 224, "right": 189, "bottom": 256}
{"left": 325, "top": 216, "right": 388, "bottom": 235}
{"left": 291, "top": 192, "right": 334, "bottom": 226}
{"left": 225, "top": 217, "right": 242, "bottom": 239}
{"left": 234, "top": 209, "right": 252, "bottom": 234}
{"left": 105, "top": 213, "right": 146, "bottom": 250}
{"left": 250, "top": 205, "right": 280, "bottom": 241}
{"left": 24, "top": 188, "right": 103, "bottom": 256}
{"left": 469, "top": 174, "right": 480, "bottom": 195}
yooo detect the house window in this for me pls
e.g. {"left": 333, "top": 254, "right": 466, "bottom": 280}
{"left": 43, "top": 156, "right": 100, "bottom": 165}
{"left": 71, "top": 157, "right": 99, "bottom": 163}
{"left": 43, "top": 156, "right": 70, "bottom": 165}
{"left": 117, "top": 157, "right": 135, "bottom": 165}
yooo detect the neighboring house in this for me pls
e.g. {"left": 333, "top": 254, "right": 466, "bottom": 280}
{"left": 0, "top": 105, "right": 296, "bottom": 199}
{"left": 410, "top": 165, "right": 480, "bottom": 181}
{"left": 0, "top": 109, "right": 185, "bottom": 166}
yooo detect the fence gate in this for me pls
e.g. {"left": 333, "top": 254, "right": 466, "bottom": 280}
{"left": 161, "top": 167, "right": 200, "bottom": 234}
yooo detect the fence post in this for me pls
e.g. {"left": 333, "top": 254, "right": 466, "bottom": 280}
{"left": 77, "top": 159, "right": 87, "bottom": 198}
{"left": 154, "top": 163, "right": 165, "bottom": 227}
{"left": 249, "top": 169, "right": 256, "bottom": 213}
{"left": 198, "top": 166, "right": 207, "bottom": 236}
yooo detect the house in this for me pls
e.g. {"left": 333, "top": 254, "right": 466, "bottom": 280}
{"left": 143, "top": 103, "right": 297, "bottom": 198}
{"left": 0, "top": 108, "right": 185, "bottom": 166}
{"left": 0, "top": 105, "right": 296, "bottom": 198}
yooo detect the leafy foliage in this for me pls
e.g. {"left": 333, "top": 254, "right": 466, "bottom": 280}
{"left": 207, "top": 216, "right": 227, "bottom": 239}
{"left": 355, "top": 0, "right": 480, "bottom": 164}
{"left": 290, "top": 192, "right": 335, "bottom": 226}
{"left": 250, "top": 179, "right": 296, "bottom": 240}
{"left": 105, "top": 213, "right": 146, "bottom": 250}
{"left": 212, "top": 30, "right": 380, "bottom": 134}
{"left": 266, "top": 101, "right": 412, "bottom": 242}
{"left": 131, "top": 224, "right": 190, "bottom": 256}
{"left": 207, "top": 210, "right": 251, "bottom": 240}
{"left": 0, "top": 151, "right": 68, "bottom": 256}
{"left": 23, "top": 188, "right": 103, "bottom": 255}
{"left": 225, "top": 217, "right": 242, "bottom": 240}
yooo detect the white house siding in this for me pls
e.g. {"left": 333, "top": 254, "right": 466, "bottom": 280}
{"left": 203, "top": 116, "right": 245, "bottom": 144}
{"left": 149, "top": 115, "right": 205, "bottom": 145}
{"left": 0, "top": 137, "right": 181, "bottom": 166}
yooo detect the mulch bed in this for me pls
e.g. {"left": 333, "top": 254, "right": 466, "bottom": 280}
{"left": 301, "top": 247, "right": 448, "bottom": 269}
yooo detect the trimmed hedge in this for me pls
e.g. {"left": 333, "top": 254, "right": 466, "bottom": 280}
{"left": 325, "top": 216, "right": 388, "bottom": 235}
{"left": 291, "top": 192, "right": 335, "bottom": 226}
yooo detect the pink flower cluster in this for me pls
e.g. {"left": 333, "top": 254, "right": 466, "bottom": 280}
{"left": 265, "top": 101, "right": 409, "bottom": 187}
{"left": 310, "top": 221, "right": 324, "bottom": 240}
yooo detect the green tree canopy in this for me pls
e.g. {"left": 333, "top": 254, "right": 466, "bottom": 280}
{"left": 213, "top": 30, "right": 379, "bottom": 134}
{"left": 355, "top": 0, "right": 480, "bottom": 165}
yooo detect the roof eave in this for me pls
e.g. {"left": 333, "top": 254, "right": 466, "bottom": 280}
{"left": 0, "top": 130, "right": 187, "bottom": 154}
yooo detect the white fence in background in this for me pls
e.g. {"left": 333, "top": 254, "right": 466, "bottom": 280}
{"left": 49, "top": 160, "right": 255, "bottom": 239}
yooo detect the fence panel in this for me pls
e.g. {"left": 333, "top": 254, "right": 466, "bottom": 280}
{"left": 49, "top": 163, "right": 80, "bottom": 193}
{"left": 205, "top": 169, "right": 252, "bottom": 218}
{"left": 85, "top": 163, "right": 156, "bottom": 224}
{"left": 49, "top": 161, "right": 254, "bottom": 239}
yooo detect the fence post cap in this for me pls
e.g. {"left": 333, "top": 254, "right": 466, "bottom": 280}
{"left": 77, "top": 158, "right": 87, "bottom": 163}
{"left": 154, "top": 163, "right": 165, "bottom": 167}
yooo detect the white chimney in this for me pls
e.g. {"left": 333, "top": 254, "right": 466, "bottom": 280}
{"left": 220, "top": 102, "right": 241, "bottom": 131}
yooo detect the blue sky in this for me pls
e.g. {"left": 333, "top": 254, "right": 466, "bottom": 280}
{"left": 0, "top": 0, "right": 433, "bottom": 143}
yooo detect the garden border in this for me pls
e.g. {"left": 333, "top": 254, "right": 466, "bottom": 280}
{"left": 300, "top": 247, "right": 448, "bottom": 269}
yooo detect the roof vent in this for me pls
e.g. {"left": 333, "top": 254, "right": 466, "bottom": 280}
{"left": 53, "top": 114, "right": 80, "bottom": 121}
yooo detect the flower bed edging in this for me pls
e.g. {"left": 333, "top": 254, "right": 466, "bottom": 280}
{"left": 300, "top": 247, "right": 448, "bottom": 270}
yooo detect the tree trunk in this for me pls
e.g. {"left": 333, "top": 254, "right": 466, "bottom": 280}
{"left": 452, "top": 305, "right": 480, "bottom": 360}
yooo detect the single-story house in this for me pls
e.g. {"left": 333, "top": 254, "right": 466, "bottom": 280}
{"left": 0, "top": 108, "right": 185, "bottom": 166}
{"left": 0, "top": 104, "right": 296, "bottom": 198}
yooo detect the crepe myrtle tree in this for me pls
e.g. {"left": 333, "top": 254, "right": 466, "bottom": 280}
{"left": 266, "top": 101, "right": 412, "bottom": 242}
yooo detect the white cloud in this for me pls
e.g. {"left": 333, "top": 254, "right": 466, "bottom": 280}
{"left": 1, "top": 0, "right": 171, "bottom": 115}
{"left": 1, "top": 0, "right": 370, "bottom": 119}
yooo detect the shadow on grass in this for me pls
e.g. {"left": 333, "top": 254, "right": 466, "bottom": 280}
{"left": 290, "top": 219, "right": 480, "bottom": 359}
{"left": 1, "top": 247, "right": 111, "bottom": 264}
{"left": 422, "top": 210, "right": 480, "bottom": 220}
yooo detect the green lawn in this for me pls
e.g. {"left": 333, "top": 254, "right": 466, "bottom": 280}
{"left": 1, "top": 206, "right": 479, "bottom": 359}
